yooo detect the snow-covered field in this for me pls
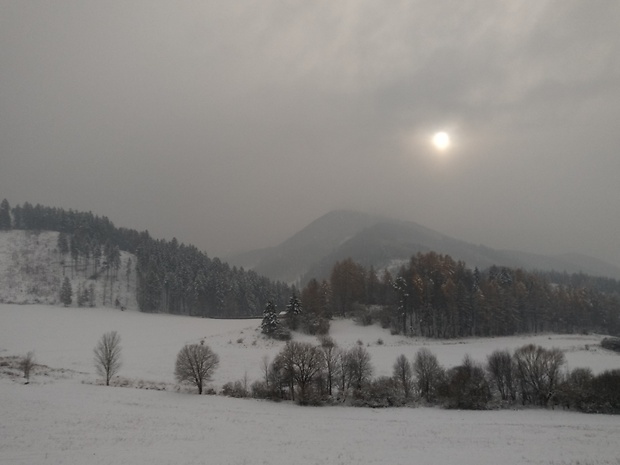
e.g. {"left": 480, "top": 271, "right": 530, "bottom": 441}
{"left": 2, "top": 303, "right": 620, "bottom": 465}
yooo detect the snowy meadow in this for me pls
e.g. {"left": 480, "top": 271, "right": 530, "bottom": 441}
{"left": 1, "top": 304, "right": 620, "bottom": 465}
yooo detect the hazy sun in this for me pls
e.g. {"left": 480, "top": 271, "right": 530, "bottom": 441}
{"left": 432, "top": 131, "right": 450, "bottom": 151}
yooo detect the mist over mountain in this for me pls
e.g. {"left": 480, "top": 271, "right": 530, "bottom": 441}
{"left": 226, "top": 210, "right": 620, "bottom": 285}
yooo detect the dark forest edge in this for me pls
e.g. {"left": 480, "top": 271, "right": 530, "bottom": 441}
{"left": 1, "top": 198, "right": 619, "bottom": 338}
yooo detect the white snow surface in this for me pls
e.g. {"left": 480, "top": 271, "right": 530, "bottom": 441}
{"left": 0, "top": 230, "right": 138, "bottom": 310}
{"left": 2, "top": 303, "right": 620, "bottom": 465}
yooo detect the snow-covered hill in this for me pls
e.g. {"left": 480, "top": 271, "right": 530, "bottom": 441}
{"left": 1, "top": 303, "right": 620, "bottom": 465}
{"left": 0, "top": 230, "right": 138, "bottom": 310}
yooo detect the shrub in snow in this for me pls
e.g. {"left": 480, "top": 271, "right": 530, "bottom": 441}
{"left": 589, "top": 369, "right": 620, "bottom": 414}
{"left": 272, "top": 326, "right": 292, "bottom": 341}
{"left": 601, "top": 337, "right": 620, "bottom": 353}
{"left": 303, "top": 316, "right": 330, "bottom": 336}
{"left": 352, "top": 376, "right": 402, "bottom": 408}
{"left": 557, "top": 369, "right": 620, "bottom": 414}
{"left": 353, "top": 306, "right": 374, "bottom": 327}
{"left": 555, "top": 367, "right": 594, "bottom": 411}
{"left": 19, "top": 351, "right": 36, "bottom": 384}
{"left": 250, "top": 380, "right": 270, "bottom": 399}
{"left": 439, "top": 355, "right": 491, "bottom": 410}
{"left": 221, "top": 380, "right": 249, "bottom": 398}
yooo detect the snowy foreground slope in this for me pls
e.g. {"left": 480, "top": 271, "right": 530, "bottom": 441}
{"left": 3, "top": 380, "right": 620, "bottom": 465}
{"left": 1, "top": 304, "right": 620, "bottom": 465}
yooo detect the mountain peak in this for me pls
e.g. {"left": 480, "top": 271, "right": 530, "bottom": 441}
{"left": 235, "top": 210, "right": 620, "bottom": 285}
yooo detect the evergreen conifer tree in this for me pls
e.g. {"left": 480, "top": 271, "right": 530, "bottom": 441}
{"left": 57, "top": 232, "right": 69, "bottom": 255}
{"left": 77, "top": 284, "right": 89, "bottom": 307}
{"left": 285, "top": 293, "right": 302, "bottom": 330}
{"left": 261, "top": 301, "right": 279, "bottom": 335}
{"left": 60, "top": 277, "right": 73, "bottom": 307}
{"left": 0, "top": 199, "right": 11, "bottom": 230}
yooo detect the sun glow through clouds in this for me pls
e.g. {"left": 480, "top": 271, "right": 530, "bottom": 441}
{"left": 432, "top": 131, "right": 450, "bottom": 151}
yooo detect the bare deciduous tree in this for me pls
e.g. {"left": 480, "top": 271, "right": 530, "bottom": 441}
{"left": 93, "top": 331, "right": 122, "bottom": 386}
{"left": 513, "top": 344, "right": 565, "bottom": 406}
{"left": 261, "top": 354, "right": 271, "bottom": 387}
{"left": 279, "top": 341, "right": 325, "bottom": 404}
{"left": 20, "top": 351, "right": 36, "bottom": 384}
{"left": 486, "top": 349, "right": 517, "bottom": 401}
{"left": 319, "top": 335, "right": 341, "bottom": 397}
{"left": 393, "top": 354, "right": 413, "bottom": 400}
{"left": 175, "top": 343, "right": 219, "bottom": 394}
{"left": 345, "top": 345, "right": 373, "bottom": 391}
{"left": 413, "top": 348, "right": 444, "bottom": 402}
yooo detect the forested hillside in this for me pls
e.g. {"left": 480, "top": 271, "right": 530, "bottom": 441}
{"left": 0, "top": 199, "right": 289, "bottom": 316}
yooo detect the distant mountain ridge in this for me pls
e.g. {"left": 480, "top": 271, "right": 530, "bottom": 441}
{"left": 226, "top": 210, "right": 620, "bottom": 284}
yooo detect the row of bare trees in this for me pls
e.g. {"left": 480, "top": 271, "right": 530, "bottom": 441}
{"left": 15, "top": 332, "right": 124, "bottom": 386}
{"left": 250, "top": 337, "right": 375, "bottom": 404}
{"left": 241, "top": 340, "right": 620, "bottom": 412}
{"left": 91, "top": 331, "right": 221, "bottom": 396}
{"left": 18, "top": 330, "right": 615, "bottom": 413}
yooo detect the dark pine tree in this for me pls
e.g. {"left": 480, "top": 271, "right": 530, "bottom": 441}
{"left": 60, "top": 277, "right": 73, "bottom": 307}
{"left": 0, "top": 199, "right": 11, "bottom": 230}
{"left": 57, "top": 232, "right": 69, "bottom": 255}
{"left": 285, "top": 292, "right": 302, "bottom": 330}
{"left": 261, "top": 301, "right": 279, "bottom": 335}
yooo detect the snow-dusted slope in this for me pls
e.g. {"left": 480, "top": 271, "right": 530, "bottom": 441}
{"left": 0, "top": 230, "right": 138, "bottom": 310}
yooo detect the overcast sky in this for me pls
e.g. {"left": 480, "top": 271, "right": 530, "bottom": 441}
{"left": 1, "top": 1, "right": 619, "bottom": 267}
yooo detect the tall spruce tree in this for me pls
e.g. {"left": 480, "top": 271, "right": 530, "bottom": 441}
{"left": 60, "top": 277, "right": 73, "bottom": 307}
{"left": 285, "top": 292, "right": 302, "bottom": 330}
{"left": 57, "top": 232, "right": 69, "bottom": 254}
{"left": 0, "top": 199, "right": 11, "bottom": 230}
{"left": 261, "top": 301, "right": 279, "bottom": 335}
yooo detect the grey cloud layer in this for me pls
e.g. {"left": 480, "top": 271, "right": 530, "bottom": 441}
{"left": 1, "top": 1, "right": 619, "bottom": 266}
